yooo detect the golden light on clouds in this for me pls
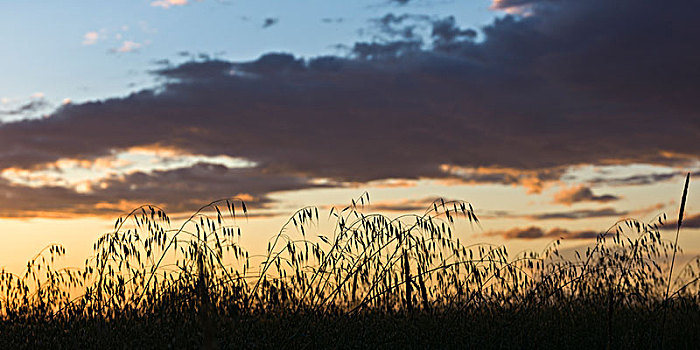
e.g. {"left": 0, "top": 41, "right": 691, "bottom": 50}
{"left": 0, "top": 145, "right": 256, "bottom": 192}
{"left": 439, "top": 164, "right": 563, "bottom": 194}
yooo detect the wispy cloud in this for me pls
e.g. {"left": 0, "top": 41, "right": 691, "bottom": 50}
{"left": 587, "top": 171, "right": 700, "bottom": 187}
{"left": 368, "top": 197, "right": 439, "bottom": 212}
{"left": 0, "top": 99, "right": 50, "bottom": 117}
{"left": 553, "top": 185, "right": 619, "bottom": 205}
{"left": 112, "top": 40, "right": 143, "bottom": 53}
{"left": 82, "top": 26, "right": 138, "bottom": 49}
{"left": 487, "top": 207, "right": 630, "bottom": 221}
{"left": 526, "top": 207, "right": 627, "bottom": 220}
{"left": 321, "top": 18, "right": 344, "bottom": 24}
{"left": 82, "top": 31, "right": 101, "bottom": 45}
{"left": 151, "top": 0, "right": 188, "bottom": 9}
{"left": 0, "top": 94, "right": 51, "bottom": 122}
{"left": 484, "top": 226, "right": 599, "bottom": 240}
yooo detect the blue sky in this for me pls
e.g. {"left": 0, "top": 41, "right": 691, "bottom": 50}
{"left": 0, "top": 0, "right": 496, "bottom": 109}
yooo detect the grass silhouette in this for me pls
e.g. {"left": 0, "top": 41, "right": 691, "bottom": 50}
{"left": 0, "top": 179, "right": 698, "bottom": 348}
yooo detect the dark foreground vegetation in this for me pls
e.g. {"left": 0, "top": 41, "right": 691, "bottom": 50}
{"left": 2, "top": 302, "right": 700, "bottom": 349}
{"left": 1, "top": 177, "right": 698, "bottom": 348}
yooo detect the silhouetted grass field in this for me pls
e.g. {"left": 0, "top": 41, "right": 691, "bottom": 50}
{"left": 1, "top": 177, "right": 698, "bottom": 348}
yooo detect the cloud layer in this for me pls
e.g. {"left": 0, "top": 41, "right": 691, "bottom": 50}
{"left": 484, "top": 226, "right": 599, "bottom": 240}
{"left": 0, "top": 0, "right": 697, "bottom": 217}
{"left": 0, "top": 163, "right": 326, "bottom": 217}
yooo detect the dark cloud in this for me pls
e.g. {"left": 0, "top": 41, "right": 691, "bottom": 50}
{"left": 368, "top": 13, "right": 478, "bottom": 49}
{"left": 485, "top": 226, "right": 599, "bottom": 240}
{"left": 262, "top": 18, "right": 279, "bottom": 29}
{"left": 371, "top": 13, "right": 430, "bottom": 40}
{"left": 553, "top": 185, "right": 619, "bottom": 205}
{"left": 587, "top": 171, "right": 700, "bottom": 187}
{"left": 388, "top": 0, "right": 412, "bottom": 5}
{"left": 430, "top": 16, "right": 477, "bottom": 48}
{"left": 0, "top": 99, "right": 50, "bottom": 117}
{"left": 0, "top": 0, "right": 698, "bottom": 216}
{"left": 662, "top": 213, "right": 700, "bottom": 230}
{"left": 490, "top": 206, "right": 641, "bottom": 221}
{"left": 369, "top": 197, "right": 438, "bottom": 212}
{"left": 93, "top": 162, "right": 328, "bottom": 212}
{"left": 527, "top": 207, "right": 627, "bottom": 220}
{"left": 321, "top": 18, "right": 344, "bottom": 24}
{"left": 350, "top": 40, "right": 422, "bottom": 60}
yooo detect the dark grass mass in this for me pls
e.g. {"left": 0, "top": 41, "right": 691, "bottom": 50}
{"left": 1, "top": 188, "right": 699, "bottom": 348}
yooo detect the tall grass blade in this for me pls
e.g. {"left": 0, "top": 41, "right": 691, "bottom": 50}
{"left": 661, "top": 172, "right": 690, "bottom": 347}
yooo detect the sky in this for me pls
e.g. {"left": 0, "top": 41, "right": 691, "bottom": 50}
{"left": 0, "top": 0, "right": 698, "bottom": 272}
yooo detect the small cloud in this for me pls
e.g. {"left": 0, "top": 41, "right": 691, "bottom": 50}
{"left": 0, "top": 98, "right": 50, "bottom": 117}
{"left": 662, "top": 213, "right": 700, "bottom": 230}
{"left": 588, "top": 171, "right": 697, "bottom": 187}
{"left": 553, "top": 185, "right": 620, "bottom": 205}
{"left": 370, "top": 13, "right": 430, "bottom": 41}
{"left": 431, "top": 16, "right": 478, "bottom": 46}
{"left": 369, "top": 197, "right": 438, "bottom": 212}
{"left": 527, "top": 207, "right": 627, "bottom": 220}
{"left": 112, "top": 41, "right": 143, "bottom": 53}
{"left": 491, "top": 0, "right": 538, "bottom": 10}
{"left": 321, "top": 17, "right": 344, "bottom": 24}
{"left": 152, "top": 58, "right": 171, "bottom": 66}
{"left": 82, "top": 31, "right": 101, "bottom": 45}
{"left": 262, "top": 18, "right": 279, "bottom": 29}
{"left": 484, "top": 226, "right": 599, "bottom": 240}
{"left": 151, "top": 0, "right": 188, "bottom": 8}
{"left": 490, "top": 0, "right": 539, "bottom": 15}
{"left": 389, "top": 0, "right": 412, "bottom": 5}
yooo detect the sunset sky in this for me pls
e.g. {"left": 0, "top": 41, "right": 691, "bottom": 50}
{"left": 1, "top": 0, "right": 698, "bottom": 272}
